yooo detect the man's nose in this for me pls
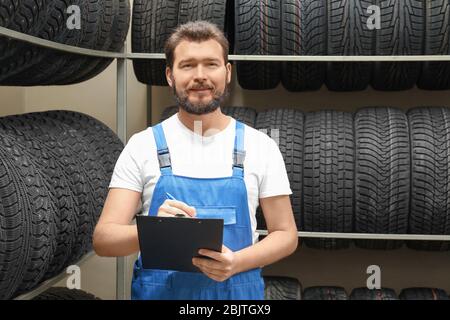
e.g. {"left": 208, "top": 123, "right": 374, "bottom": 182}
{"left": 194, "top": 65, "right": 207, "bottom": 81}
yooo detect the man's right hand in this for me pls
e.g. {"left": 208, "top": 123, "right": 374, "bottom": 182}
{"left": 157, "top": 199, "right": 196, "bottom": 218}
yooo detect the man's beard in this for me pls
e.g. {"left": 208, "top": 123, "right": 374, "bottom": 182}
{"left": 171, "top": 77, "right": 229, "bottom": 115}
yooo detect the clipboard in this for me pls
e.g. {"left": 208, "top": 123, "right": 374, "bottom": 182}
{"left": 136, "top": 215, "right": 224, "bottom": 273}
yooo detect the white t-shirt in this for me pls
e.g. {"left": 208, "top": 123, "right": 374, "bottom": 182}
{"left": 109, "top": 113, "right": 292, "bottom": 243}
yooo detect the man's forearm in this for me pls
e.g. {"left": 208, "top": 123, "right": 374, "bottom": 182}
{"left": 93, "top": 224, "right": 139, "bottom": 257}
{"left": 234, "top": 230, "right": 298, "bottom": 274}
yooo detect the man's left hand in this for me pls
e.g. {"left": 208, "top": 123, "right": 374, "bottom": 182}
{"left": 192, "top": 245, "right": 239, "bottom": 282}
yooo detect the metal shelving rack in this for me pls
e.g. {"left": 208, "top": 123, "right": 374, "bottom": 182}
{"left": 2, "top": 24, "right": 450, "bottom": 300}
{"left": 0, "top": 25, "right": 130, "bottom": 300}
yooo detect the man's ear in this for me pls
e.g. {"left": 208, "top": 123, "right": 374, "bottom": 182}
{"left": 166, "top": 67, "right": 173, "bottom": 87}
{"left": 226, "top": 62, "right": 232, "bottom": 84}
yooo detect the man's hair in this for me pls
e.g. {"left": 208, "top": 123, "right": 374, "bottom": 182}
{"left": 164, "top": 21, "right": 229, "bottom": 69}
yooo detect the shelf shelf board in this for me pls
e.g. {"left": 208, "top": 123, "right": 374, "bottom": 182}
{"left": 0, "top": 27, "right": 125, "bottom": 58}
{"left": 4, "top": 27, "right": 450, "bottom": 62}
{"left": 257, "top": 230, "right": 450, "bottom": 241}
{"left": 129, "top": 52, "right": 450, "bottom": 62}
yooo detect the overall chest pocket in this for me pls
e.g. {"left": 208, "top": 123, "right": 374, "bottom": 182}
{"left": 194, "top": 205, "right": 252, "bottom": 252}
{"left": 195, "top": 206, "right": 236, "bottom": 225}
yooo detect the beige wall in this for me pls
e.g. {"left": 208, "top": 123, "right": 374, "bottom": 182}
{"left": 0, "top": 86, "right": 25, "bottom": 116}
{"left": 1, "top": 56, "right": 147, "bottom": 140}
{"left": 24, "top": 51, "right": 147, "bottom": 140}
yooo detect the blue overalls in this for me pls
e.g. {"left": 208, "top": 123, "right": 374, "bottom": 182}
{"left": 131, "top": 120, "right": 265, "bottom": 300}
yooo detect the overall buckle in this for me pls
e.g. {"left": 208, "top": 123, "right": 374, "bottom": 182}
{"left": 157, "top": 148, "right": 171, "bottom": 168}
{"left": 233, "top": 150, "right": 246, "bottom": 168}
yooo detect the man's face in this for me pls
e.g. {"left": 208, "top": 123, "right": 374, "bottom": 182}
{"left": 166, "top": 39, "right": 232, "bottom": 115}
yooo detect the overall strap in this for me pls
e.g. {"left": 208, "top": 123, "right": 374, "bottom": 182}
{"left": 152, "top": 123, "right": 172, "bottom": 175}
{"left": 232, "top": 121, "right": 245, "bottom": 177}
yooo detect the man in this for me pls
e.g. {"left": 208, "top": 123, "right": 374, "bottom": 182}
{"left": 93, "top": 21, "right": 298, "bottom": 300}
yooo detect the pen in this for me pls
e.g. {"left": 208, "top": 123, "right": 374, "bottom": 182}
{"left": 166, "top": 192, "right": 177, "bottom": 200}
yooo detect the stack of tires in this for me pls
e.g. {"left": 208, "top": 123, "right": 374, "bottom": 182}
{"left": 304, "top": 286, "right": 449, "bottom": 300}
{"left": 264, "top": 276, "right": 302, "bottom": 300}
{"left": 161, "top": 106, "right": 450, "bottom": 251}
{"left": 33, "top": 287, "right": 101, "bottom": 300}
{"left": 263, "top": 276, "right": 449, "bottom": 300}
{"left": 0, "top": 0, "right": 130, "bottom": 85}
{"left": 132, "top": 0, "right": 450, "bottom": 91}
{"left": 0, "top": 110, "right": 123, "bottom": 299}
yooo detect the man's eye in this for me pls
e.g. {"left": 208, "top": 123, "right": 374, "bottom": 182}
{"left": 181, "top": 64, "right": 191, "bottom": 69}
